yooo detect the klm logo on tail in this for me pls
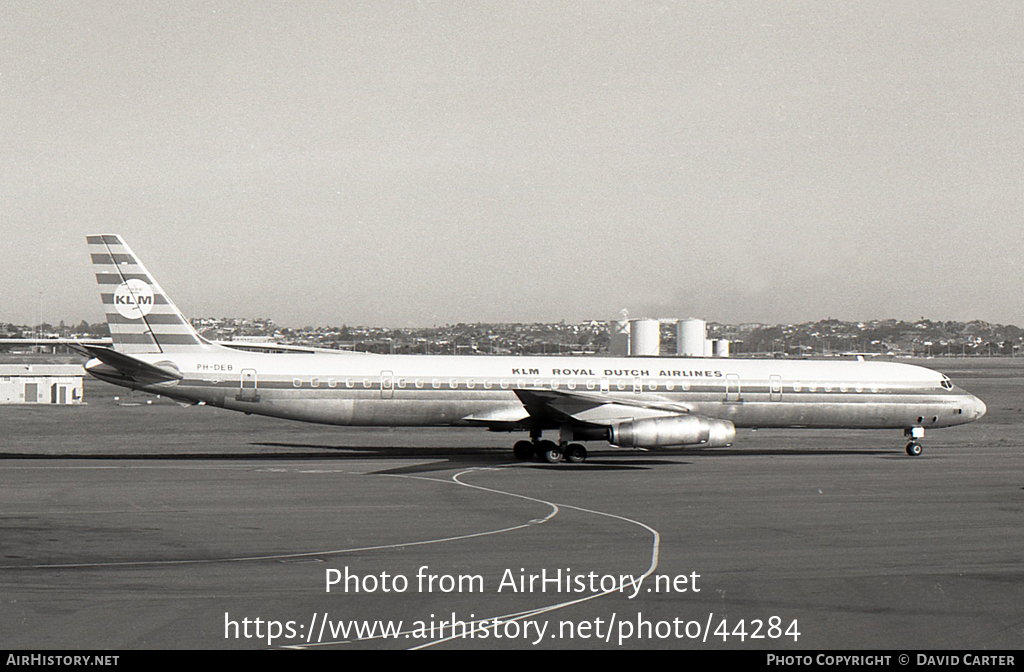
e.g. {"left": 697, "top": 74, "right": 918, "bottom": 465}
{"left": 112, "top": 279, "right": 155, "bottom": 320}
{"left": 88, "top": 234, "right": 207, "bottom": 354}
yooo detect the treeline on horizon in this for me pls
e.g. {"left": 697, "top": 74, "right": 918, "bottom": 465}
{"left": 3, "top": 317, "right": 1023, "bottom": 358}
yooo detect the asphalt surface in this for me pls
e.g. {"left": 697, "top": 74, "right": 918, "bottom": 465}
{"left": 0, "top": 360, "right": 1021, "bottom": 650}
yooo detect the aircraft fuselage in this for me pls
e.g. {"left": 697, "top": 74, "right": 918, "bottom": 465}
{"left": 81, "top": 233, "right": 988, "bottom": 460}
{"left": 87, "top": 347, "right": 986, "bottom": 433}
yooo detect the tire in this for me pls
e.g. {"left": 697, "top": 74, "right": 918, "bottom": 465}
{"left": 565, "top": 444, "right": 588, "bottom": 464}
{"left": 537, "top": 440, "right": 562, "bottom": 464}
{"left": 513, "top": 440, "right": 534, "bottom": 461}
{"left": 906, "top": 442, "right": 923, "bottom": 457}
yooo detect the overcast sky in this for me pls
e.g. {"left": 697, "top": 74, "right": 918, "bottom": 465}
{"left": 2, "top": 1, "right": 1022, "bottom": 328}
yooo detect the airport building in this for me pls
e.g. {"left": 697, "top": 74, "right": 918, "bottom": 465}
{"left": 0, "top": 364, "right": 84, "bottom": 404}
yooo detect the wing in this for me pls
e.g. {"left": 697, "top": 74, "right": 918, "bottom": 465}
{"left": 460, "top": 387, "right": 692, "bottom": 432}
{"left": 511, "top": 388, "right": 693, "bottom": 427}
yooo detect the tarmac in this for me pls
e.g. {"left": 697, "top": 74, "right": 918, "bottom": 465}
{"left": 0, "top": 359, "right": 1021, "bottom": 649}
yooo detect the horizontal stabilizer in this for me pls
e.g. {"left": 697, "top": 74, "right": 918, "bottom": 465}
{"left": 81, "top": 345, "right": 183, "bottom": 384}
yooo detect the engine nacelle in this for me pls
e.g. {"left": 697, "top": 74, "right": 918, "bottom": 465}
{"left": 609, "top": 415, "right": 735, "bottom": 449}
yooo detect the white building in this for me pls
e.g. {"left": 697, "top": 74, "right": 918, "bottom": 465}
{"left": 0, "top": 364, "right": 84, "bottom": 404}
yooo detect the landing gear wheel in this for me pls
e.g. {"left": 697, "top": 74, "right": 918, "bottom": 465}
{"left": 537, "top": 440, "right": 562, "bottom": 464}
{"left": 906, "top": 441, "right": 923, "bottom": 457}
{"left": 513, "top": 440, "right": 535, "bottom": 461}
{"left": 565, "top": 443, "right": 588, "bottom": 464}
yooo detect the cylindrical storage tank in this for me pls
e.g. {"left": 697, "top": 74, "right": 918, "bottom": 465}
{"left": 607, "top": 319, "right": 630, "bottom": 356}
{"left": 629, "top": 318, "right": 660, "bottom": 356}
{"left": 677, "top": 318, "right": 706, "bottom": 357}
{"left": 714, "top": 339, "right": 730, "bottom": 357}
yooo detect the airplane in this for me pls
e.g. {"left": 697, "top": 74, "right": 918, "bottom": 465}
{"left": 77, "top": 234, "right": 987, "bottom": 463}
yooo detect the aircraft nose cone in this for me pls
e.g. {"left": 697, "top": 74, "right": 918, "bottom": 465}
{"left": 973, "top": 395, "right": 987, "bottom": 419}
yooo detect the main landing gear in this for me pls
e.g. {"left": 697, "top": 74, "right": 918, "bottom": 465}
{"left": 904, "top": 427, "right": 925, "bottom": 457}
{"left": 512, "top": 439, "right": 588, "bottom": 464}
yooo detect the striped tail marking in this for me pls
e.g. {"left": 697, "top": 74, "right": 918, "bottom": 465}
{"left": 88, "top": 234, "right": 206, "bottom": 354}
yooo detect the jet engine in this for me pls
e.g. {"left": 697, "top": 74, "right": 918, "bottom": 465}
{"left": 609, "top": 415, "right": 735, "bottom": 448}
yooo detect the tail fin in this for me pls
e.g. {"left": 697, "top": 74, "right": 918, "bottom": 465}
{"left": 88, "top": 234, "right": 208, "bottom": 354}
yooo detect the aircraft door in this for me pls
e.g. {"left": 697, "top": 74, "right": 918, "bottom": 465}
{"left": 770, "top": 375, "right": 783, "bottom": 402}
{"left": 725, "top": 374, "right": 741, "bottom": 403}
{"left": 381, "top": 370, "right": 394, "bottom": 399}
{"left": 237, "top": 369, "right": 260, "bottom": 402}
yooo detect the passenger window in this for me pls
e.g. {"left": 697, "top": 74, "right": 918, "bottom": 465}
{"left": 432, "top": 379, "right": 441, "bottom": 389}
{"left": 328, "top": 379, "right": 337, "bottom": 388}
{"left": 311, "top": 378, "right": 319, "bottom": 388}
{"left": 500, "top": 379, "right": 510, "bottom": 389}
{"left": 293, "top": 379, "right": 302, "bottom": 388}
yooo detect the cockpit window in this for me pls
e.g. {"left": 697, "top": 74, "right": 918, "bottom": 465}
{"left": 940, "top": 376, "right": 954, "bottom": 390}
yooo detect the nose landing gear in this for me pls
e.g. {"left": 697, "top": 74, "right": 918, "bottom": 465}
{"left": 904, "top": 427, "right": 925, "bottom": 456}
